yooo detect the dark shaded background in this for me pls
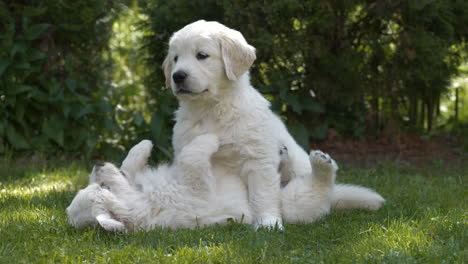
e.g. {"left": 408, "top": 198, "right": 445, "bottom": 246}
{"left": 1, "top": 0, "right": 467, "bottom": 163}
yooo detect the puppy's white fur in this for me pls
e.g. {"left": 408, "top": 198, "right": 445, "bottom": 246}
{"left": 164, "top": 20, "right": 384, "bottom": 229}
{"left": 66, "top": 137, "right": 339, "bottom": 231}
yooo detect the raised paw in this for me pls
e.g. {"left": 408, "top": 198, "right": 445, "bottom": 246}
{"left": 121, "top": 140, "right": 153, "bottom": 176}
{"left": 310, "top": 150, "right": 338, "bottom": 173}
{"left": 131, "top": 140, "right": 153, "bottom": 157}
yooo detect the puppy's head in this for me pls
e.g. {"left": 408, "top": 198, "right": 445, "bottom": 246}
{"left": 66, "top": 183, "right": 127, "bottom": 232}
{"left": 66, "top": 184, "right": 108, "bottom": 228}
{"left": 163, "top": 20, "right": 256, "bottom": 100}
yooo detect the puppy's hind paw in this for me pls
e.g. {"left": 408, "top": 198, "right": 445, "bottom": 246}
{"left": 310, "top": 150, "right": 338, "bottom": 173}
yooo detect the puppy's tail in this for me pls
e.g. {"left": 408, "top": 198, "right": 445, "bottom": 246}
{"left": 331, "top": 184, "right": 385, "bottom": 211}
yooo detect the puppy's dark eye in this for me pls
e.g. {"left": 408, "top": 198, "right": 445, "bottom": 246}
{"left": 196, "top": 52, "right": 209, "bottom": 60}
{"left": 174, "top": 56, "right": 178, "bottom": 62}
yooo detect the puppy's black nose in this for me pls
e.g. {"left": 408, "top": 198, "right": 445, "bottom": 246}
{"left": 172, "top": 71, "right": 187, "bottom": 84}
{"left": 95, "top": 162, "right": 105, "bottom": 168}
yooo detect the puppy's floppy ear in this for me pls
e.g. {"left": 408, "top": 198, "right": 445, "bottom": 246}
{"left": 162, "top": 55, "right": 172, "bottom": 89}
{"left": 219, "top": 30, "right": 256, "bottom": 81}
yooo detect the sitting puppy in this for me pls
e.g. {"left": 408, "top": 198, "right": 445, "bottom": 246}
{"left": 66, "top": 135, "right": 358, "bottom": 232}
{"left": 164, "top": 20, "right": 385, "bottom": 229}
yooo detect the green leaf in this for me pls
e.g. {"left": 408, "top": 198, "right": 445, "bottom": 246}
{"left": 42, "top": 116, "right": 64, "bottom": 146}
{"left": 65, "top": 79, "right": 77, "bottom": 91}
{"left": 0, "top": 2, "right": 11, "bottom": 20}
{"left": 10, "top": 42, "right": 27, "bottom": 58}
{"left": 7, "top": 85, "right": 33, "bottom": 95}
{"left": 0, "top": 121, "right": 4, "bottom": 136}
{"left": 288, "top": 123, "right": 309, "bottom": 150}
{"left": 150, "top": 115, "right": 165, "bottom": 138}
{"left": 23, "top": 7, "right": 47, "bottom": 17}
{"left": 28, "top": 50, "right": 47, "bottom": 61}
{"left": 301, "top": 101, "right": 324, "bottom": 113}
{"left": 6, "top": 125, "right": 30, "bottom": 149}
{"left": 0, "top": 60, "right": 9, "bottom": 77}
{"left": 156, "top": 145, "right": 173, "bottom": 160}
{"left": 133, "top": 112, "right": 145, "bottom": 126}
{"left": 76, "top": 105, "right": 93, "bottom": 119}
{"left": 282, "top": 93, "right": 303, "bottom": 114}
{"left": 97, "top": 101, "right": 113, "bottom": 113}
{"left": 104, "top": 118, "right": 120, "bottom": 132}
{"left": 14, "top": 62, "right": 31, "bottom": 70}
{"left": 15, "top": 103, "right": 25, "bottom": 122}
{"left": 24, "top": 24, "right": 50, "bottom": 40}
{"left": 310, "top": 123, "right": 328, "bottom": 140}
{"left": 63, "top": 105, "right": 71, "bottom": 118}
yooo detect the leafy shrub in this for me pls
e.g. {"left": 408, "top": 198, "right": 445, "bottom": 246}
{"left": 139, "top": 0, "right": 468, "bottom": 149}
{"left": 1, "top": 0, "right": 466, "bottom": 158}
{"left": 0, "top": 1, "right": 125, "bottom": 156}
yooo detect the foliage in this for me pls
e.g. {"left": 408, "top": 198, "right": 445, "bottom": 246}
{"left": 0, "top": 0, "right": 126, "bottom": 157}
{"left": 139, "top": 0, "right": 468, "bottom": 149}
{"left": 1, "top": 158, "right": 466, "bottom": 263}
{"left": 1, "top": 0, "right": 467, "bottom": 157}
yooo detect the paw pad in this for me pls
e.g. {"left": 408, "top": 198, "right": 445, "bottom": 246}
{"left": 310, "top": 150, "right": 338, "bottom": 170}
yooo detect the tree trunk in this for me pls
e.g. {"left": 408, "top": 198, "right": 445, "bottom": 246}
{"left": 427, "top": 98, "right": 433, "bottom": 132}
{"left": 419, "top": 99, "right": 425, "bottom": 131}
{"left": 372, "top": 87, "right": 379, "bottom": 131}
{"left": 411, "top": 96, "right": 417, "bottom": 128}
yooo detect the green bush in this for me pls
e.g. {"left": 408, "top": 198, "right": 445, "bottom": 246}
{"left": 0, "top": 1, "right": 125, "bottom": 156}
{"left": 1, "top": 0, "right": 466, "bottom": 157}
{"left": 139, "top": 0, "right": 468, "bottom": 149}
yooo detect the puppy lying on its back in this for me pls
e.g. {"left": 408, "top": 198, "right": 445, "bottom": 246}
{"left": 66, "top": 135, "right": 351, "bottom": 231}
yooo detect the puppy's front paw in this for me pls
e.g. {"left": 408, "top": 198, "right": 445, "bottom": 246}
{"left": 254, "top": 216, "right": 284, "bottom": 231}
{"left": 132, "top": 140, "right": 153, "bottom": 156}
{"left": 96, "top": 214, "right": 127, "bottom": 233}
{"left": 310, "top": 150, "right": 338, "bottom": 173}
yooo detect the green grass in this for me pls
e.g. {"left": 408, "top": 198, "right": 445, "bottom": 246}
{"left": 0, "top": 159, "right": 466, "bottom": 264}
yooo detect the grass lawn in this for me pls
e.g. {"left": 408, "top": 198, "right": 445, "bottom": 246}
{"left": 0, "top": 158, "right": 466, "bottom": 263}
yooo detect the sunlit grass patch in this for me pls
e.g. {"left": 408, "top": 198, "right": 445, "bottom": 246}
{"left": 0, "top": 160, "right": 466, "bottom": 263}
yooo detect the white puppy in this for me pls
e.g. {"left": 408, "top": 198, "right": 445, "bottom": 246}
{"left": 163, "top": 20, "right": 384, "bottom": 229}
{"left": 67, "top": 135, "right": 251, "bottom": 231}
{"left": 66, "top": 136, "right": 340, "bottom": 231}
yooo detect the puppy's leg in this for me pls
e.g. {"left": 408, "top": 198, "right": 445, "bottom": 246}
{"left": 241, "top": 158, "right": 283, "bottom": 230}
{"left": 309, "top": 150, "right": 338, "bottom": 185}
{"left": 175, "top": 134, "right": 219, "bottom": 197}
{"left": 282, "top": 150, "right": 336, "bottom": 224}
{"left": 91, "top": 163, "right": 144, "bottom": 208}
{"left": 120, "top": 140, "right": 153, "bottom": 182}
